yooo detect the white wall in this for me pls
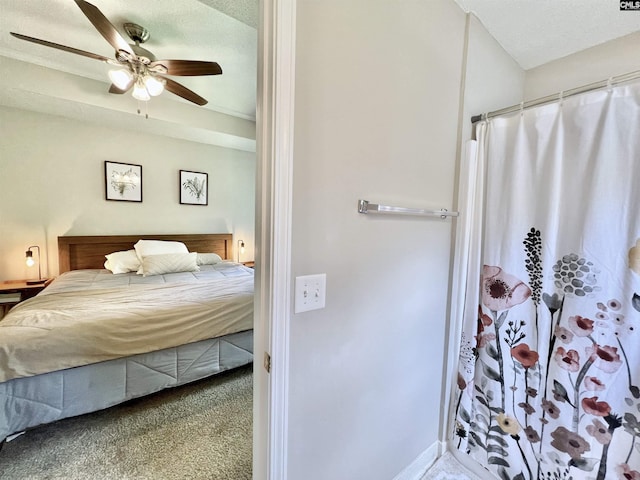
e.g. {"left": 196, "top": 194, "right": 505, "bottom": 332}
{"left": 0, "top": 106, "right": 256, "bottom": 281}
{"left": 460, "top": 14, "right": 525, "bottom": 143}
{"left": 524, "top": 31, "right": 640, "bottom": 100}
{"left": 287, "top": 2, "right": 524, "bottom": 479}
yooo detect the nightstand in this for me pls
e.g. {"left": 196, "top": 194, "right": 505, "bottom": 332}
{"left": 242, "top": 261, "right": 255, "bottom": 268}
{"left": 0, "top": 279, "right": 51, "bottom": 317}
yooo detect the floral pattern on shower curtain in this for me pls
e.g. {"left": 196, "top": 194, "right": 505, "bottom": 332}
{"left": 453, "top": 81, "right": 640, "bottom": 480}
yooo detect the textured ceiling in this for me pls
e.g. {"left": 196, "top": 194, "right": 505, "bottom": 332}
{"left": 198, "top": 0, "right": 258, "bottom": 29}
{"left": 453, "top": 0, "right": 640, "bottom": 70}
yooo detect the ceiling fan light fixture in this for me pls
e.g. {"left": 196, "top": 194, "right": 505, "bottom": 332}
{"left": 108, "top": 68, "right": 134, "bottom": 90}
{"left": 144, "top": 75, "right": 165, "bottom": 96}
{"left": 11, "top": 1, "right": 222, "bottom": 109}
{"left": 132, "top": 79, "right": 150, "bottom": 102}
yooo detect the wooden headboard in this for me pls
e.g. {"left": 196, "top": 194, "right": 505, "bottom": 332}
{"left": 58, "top": 234, "right": 233, "bottom": 273}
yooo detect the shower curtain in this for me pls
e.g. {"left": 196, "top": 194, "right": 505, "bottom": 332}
{"left": 453, "top": 80, "right": 640, "bottom": 480}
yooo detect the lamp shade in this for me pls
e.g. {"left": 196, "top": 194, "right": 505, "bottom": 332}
{"left": 132, "top": 80, "right": 151, "bottom": 101}
{"left": 25, "top": 245, "right": 45, "bottom": 284}
{"left": 108, "top": 69, "right": 134, "bottom": 90}
{"left": 144, "top": 76, "right": 165, "bottom": 96}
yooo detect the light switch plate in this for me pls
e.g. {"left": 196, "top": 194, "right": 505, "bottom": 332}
{"left": 294, "top": 274, "right": 326, "bottom": 313}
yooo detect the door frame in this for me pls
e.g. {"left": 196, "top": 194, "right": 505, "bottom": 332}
{"left": 254, "top": 0, "right": 296, "bottom": 479}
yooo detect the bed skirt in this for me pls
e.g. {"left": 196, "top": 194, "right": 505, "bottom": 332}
{"left": 0, "top": 329, "right": 253, "bottom": 442}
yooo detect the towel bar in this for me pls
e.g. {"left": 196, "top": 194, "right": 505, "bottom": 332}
{"left": 357, "top": 199, "right": 459, "bottom": 219}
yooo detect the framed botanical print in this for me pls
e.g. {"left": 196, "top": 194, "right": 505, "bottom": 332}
{"left": 180, "top": 170, "right": 208, "bottom": 205}
{"left": 105, "top": 161, "right": 142, "bottom": 202}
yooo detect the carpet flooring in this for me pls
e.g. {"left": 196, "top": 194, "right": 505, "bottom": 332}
{"left": 0, "top": 364, "right": 253, "bottom": 480}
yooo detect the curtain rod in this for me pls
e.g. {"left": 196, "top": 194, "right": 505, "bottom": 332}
{"left": 471, "top": 69, "right": 640, "bottom": 124}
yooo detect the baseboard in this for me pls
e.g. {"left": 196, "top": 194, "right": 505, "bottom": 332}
{"left": 393, "top": 441, "right": 443, "bottom": 480}
{"left": 445, "top": 440, "right": 498, "bottom": 480}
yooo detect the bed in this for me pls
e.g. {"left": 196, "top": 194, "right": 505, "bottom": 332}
{"left": 0, "top": 234, "right": 254, "bottom": 443}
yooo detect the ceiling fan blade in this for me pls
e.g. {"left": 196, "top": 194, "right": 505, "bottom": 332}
{"left": 74, "top": 0, "right": 134, "bottom": 56}
{"left": 163, "top": 78, "right": 208, "bottom": 106}
{"left": 150, "top": 60, "right": 222, "bottom": 76}
{"left": 10, "top": 32, "right": 111, "bottom": 62}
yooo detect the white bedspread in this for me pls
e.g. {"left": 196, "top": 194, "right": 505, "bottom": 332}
{"left": 0, "top": 263, "right": 254, "bottom": 382}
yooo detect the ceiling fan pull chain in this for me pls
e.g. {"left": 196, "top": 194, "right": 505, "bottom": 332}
{"left": 135, "top": 100, "right": 149, "bottom": 119}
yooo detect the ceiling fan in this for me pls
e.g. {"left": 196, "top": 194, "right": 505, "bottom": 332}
{"left": 10, "top": 0, "right": 222, "bottom": 107}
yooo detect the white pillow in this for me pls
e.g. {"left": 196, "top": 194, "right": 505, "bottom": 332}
{"left": 134, "top": 240, "right": 189, "bottom": 274}
{"left": 196, "top": 253, "right": 223, "bottom": 265}
{"left": 140, "top": 252, "right": 199, "bottom": 277}
{"left": 104, "top": 249, "right": 141, "bottom": 274}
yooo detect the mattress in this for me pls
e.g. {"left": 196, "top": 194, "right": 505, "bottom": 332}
{"left": 0, "top": 262, "right": 254, "bottom": 382}
{"left": 0, "top": 262, "right": 254, "bottom": 441}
